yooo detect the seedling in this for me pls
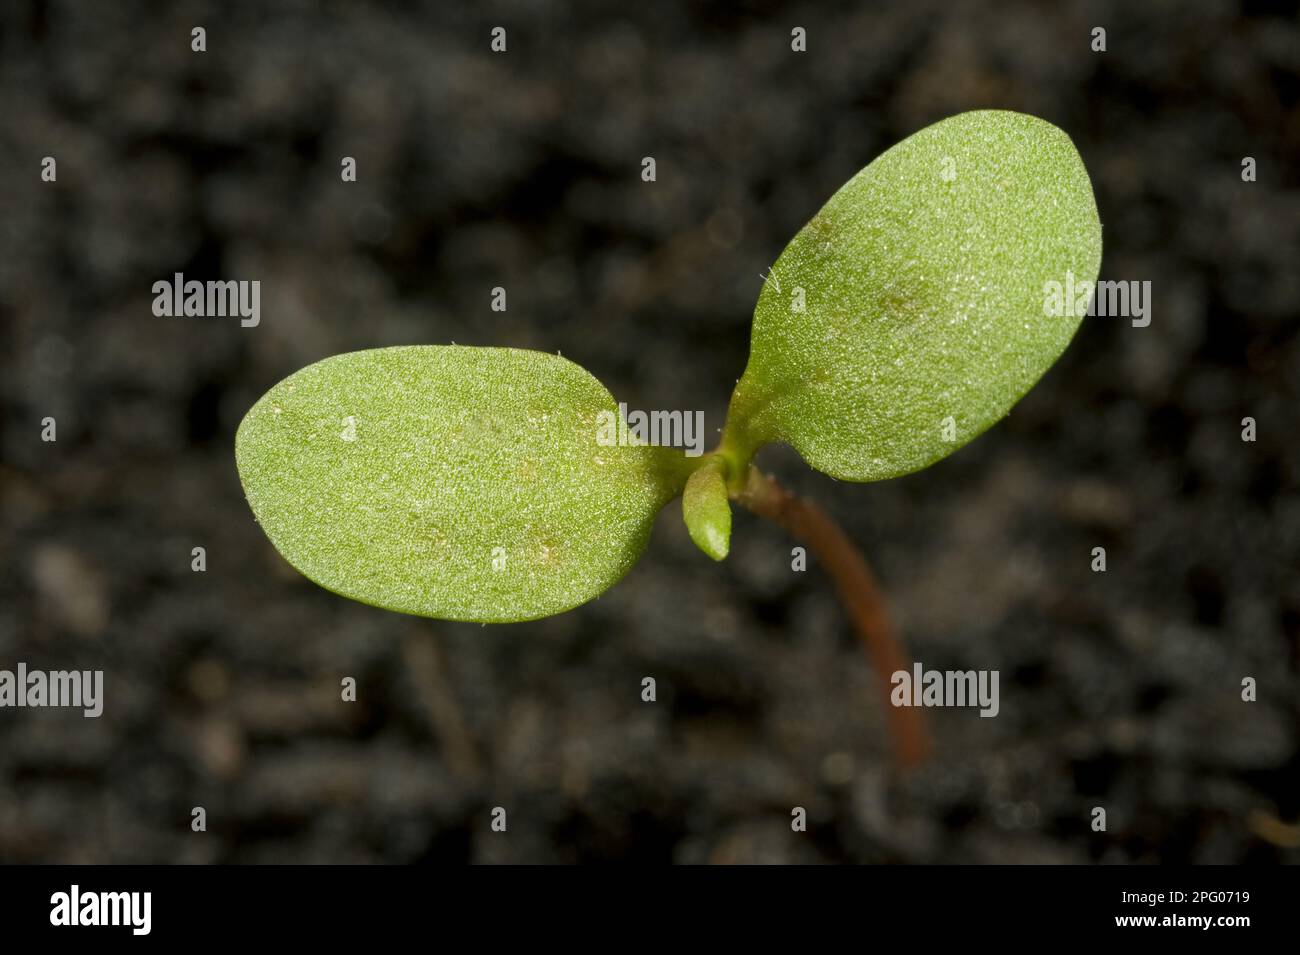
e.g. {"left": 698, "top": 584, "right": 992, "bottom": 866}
{"left": 236, "top": 110, "right": 1101, "bottom": 764}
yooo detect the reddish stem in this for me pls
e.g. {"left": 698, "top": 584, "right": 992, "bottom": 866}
{"left": 736, "top": 466, "right": 929, "bottom": 768}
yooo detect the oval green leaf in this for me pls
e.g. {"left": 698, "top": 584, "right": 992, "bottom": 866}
{"left": 723, "top": 110, "right": 1102, "bottom": 481}
{"left": 236, "top": 346, "right": 688, "bottom": 622}
{"left": 682, "top": 456, "right": 731, "bottom": 561}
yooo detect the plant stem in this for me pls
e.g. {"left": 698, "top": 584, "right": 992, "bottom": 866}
{"left": 734, "top": 465, "right": 929, "bottom": 768}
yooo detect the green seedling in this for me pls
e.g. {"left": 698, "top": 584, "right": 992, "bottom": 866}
{"left": 236, "top": 110, "right": 1101, "bottom": 763}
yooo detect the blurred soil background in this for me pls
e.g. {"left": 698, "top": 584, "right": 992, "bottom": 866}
{"left": 1, "top": 0, "right": 1298, "bottom": 862}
